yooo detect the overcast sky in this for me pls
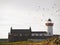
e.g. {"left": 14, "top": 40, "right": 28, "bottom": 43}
{"left": 0, "top": 0, "right": 60, "bottom": 38}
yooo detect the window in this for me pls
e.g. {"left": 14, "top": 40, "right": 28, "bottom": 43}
{"left": 20, "top": 34, "right": 22, "bottom": 36}
{"left": 14, "top": 34, "right": 17, "bottom": 36}
{"left": 32, "top": 34, "right": 35, "bottom": 36}
{"left": 40, "top": 34, "right": 42, "bottom": 36}
{"left": 32, "top": 33, "right": 39, "bottom": 36}
{"left": 35, "top": 34, "right": 39, "bottom": 36}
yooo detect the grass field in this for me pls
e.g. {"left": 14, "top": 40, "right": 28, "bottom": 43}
{"left": 0, "top": 36, "right": 60, "bottom": 45}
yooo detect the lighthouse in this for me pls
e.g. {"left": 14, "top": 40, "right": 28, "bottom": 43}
{"left": 45, "top": 19, "right": 54, "bottom": 36}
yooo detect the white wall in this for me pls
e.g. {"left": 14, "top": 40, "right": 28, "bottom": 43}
{"left": 47, "top": 26, "right": 53, "bottom": 36}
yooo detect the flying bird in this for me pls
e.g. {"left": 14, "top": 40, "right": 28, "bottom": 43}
{"left": 56, "top": 9, "right": 60, "bottom": 12}
{"left": 43, "top": 8, "right": 45, "bottom": 10}
{"left": 52, "top": 6, "right": 54, "bottom": 9}
{"left": 54, "top": 3, "right": 56, "bottom": 6}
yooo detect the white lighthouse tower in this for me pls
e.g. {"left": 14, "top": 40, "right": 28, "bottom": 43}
{"left": 45, "top": 19, "right": 54, "bottom": 36}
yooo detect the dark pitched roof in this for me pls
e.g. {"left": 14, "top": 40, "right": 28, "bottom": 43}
{"left": 11, "top": 29, "right": 31, "bottom": 34}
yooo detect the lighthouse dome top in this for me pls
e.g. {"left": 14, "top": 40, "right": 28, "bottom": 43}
{"left": 46, "top": 18, "right": 53, "bottom": 26}
{"left": 48, "top": 18, "right": 51, "bottom": 21}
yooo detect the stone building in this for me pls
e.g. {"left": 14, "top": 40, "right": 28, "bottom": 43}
{"left": 8, "top": 19, "right": 54, "bottom": 42}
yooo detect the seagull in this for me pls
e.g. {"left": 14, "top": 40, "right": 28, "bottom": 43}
{"left": 56, "top": 9, "right": 60, "bottom": 12}
{"left": 43, "top": 8, "right": 45, "bottom": 10}
{"left": 52, "top": 6, "right": 54, "bottom": 9}
{"left": 54, "top": 3, "right": 56, "bottom": 6}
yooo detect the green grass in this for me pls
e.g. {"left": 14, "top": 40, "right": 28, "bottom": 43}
{"left": 0, "top": 36, "right": 60, "bottom": 45}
